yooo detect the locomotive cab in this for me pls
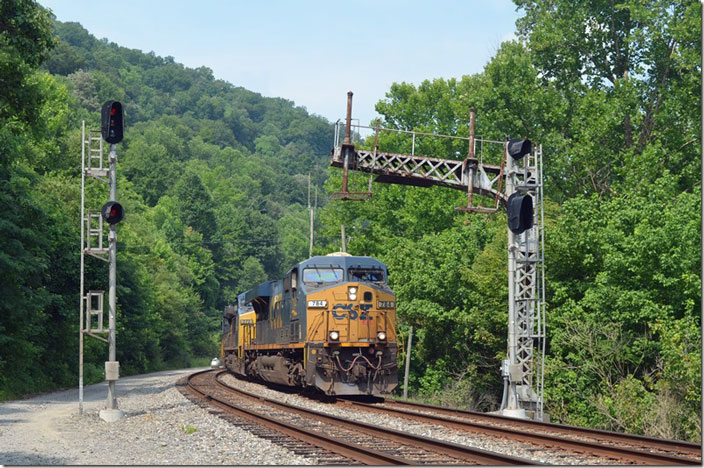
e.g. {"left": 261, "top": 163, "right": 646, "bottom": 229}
{"left": 300, "top": 254, "right": 398, "bottom": 395}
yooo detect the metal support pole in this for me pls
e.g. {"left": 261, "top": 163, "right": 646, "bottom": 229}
{"left": 99, "top": 143, "right": 123, "bottom": 422}
{"left": 403, "top": 326, "right": 413, "bottom": 399}
{"left": 344, "top": 91, "right": 353, "bottom": 145}
{"left": 309, "top": 174, "right": 314, "bottom": 258}
{"left": 468, "top": 108, "right": 476, "bottom": 159}
{"left": 107, "top": 143, "right": 118, "bottom": 410}
{"left": 341, "top": 224, "right": 347, "bottom": 253}
{"left": 340, "top": 92, "right": 354, "bottom": 196}
{"left": 466, "top": 109, "right": 476, "bottom": 208}
{"left": 79, "top": 121, "right": 86, "bottom": 415}
{"left": 505, "top": 151, "right": 520, "bottom": 413}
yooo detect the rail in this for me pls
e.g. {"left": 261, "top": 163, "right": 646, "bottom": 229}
{"left": 339, "top": 398, "right": 702, "bottom": 465}
{"left": 180, "top": 370, "right": 536, "bottom": 465}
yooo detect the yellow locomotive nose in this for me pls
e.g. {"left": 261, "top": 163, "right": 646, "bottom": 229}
{"left": 305, "top": 282, "right": 395, "bottom": 345}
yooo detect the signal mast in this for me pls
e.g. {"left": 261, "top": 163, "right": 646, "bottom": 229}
{"left": 79, "top": 101, "right": 125, "bottom": 422}
{"left": 329, "top": 92, "right": 546, "bottom": 420}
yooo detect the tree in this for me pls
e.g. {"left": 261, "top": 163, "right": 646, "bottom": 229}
{"left": 1, "top": 13, "right": 336, "bottom": 401}
{"left": 514, "top": 0, "right": 701, "bottom": 192}
{"left": 545, "top": 178, "right": 700, "bottom": 439}
{"left": 0, "top": 0, "right": 55, "bottom": 128}
{"left": 0, "top": 0, "right": 61, "bottom": 399}
{"left": 239, "top": 256, "right": 267, "bottom": 292}
{"left": 173, "top": 169, "right": 218, "bottom": 242}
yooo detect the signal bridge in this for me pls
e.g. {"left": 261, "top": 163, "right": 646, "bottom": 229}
{"left": 329, "top": 92, "right": 546, "bottom": 421}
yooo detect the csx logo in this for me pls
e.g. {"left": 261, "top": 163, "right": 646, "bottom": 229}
{"left": 332, "top": 303, "right": 372, "bottom": 321}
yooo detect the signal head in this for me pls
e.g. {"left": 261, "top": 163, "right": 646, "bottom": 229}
{"left": 507, "top": 138, "right": 531, "bottom": 160}
{"left": 101, "top": 101, "right": 124, "bottom": 144}
{"left": 101, "top": 201, "right": 124, "bottom": 225}
{"left": 507, "top": 192, "right": 533, "bottom": 234}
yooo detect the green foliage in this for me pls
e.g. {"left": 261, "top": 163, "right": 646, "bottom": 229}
{"left": 0, "top": 0, "right": 56, "bottom": 128}
{"left": 514, "top": 0, "right": 701, "bottom": 195}
{"left": 0, "top": 165, "right": 51, "bottom": 398}
{"left": 181, "top": 424, "right": 197, "bottom": 435}
{"left": 0, "top": 12, "right": 332, "bottom": 400}
{"left": 545, "top": 180, "right": 701, "bottom": 439}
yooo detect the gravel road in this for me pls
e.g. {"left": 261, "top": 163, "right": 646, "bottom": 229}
{"left": 0, "top": 368, "right": 312, "bottom": 465}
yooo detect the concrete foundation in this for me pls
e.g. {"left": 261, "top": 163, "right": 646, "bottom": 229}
{"left": 99, "top": 408, "right": 124, "bottom": 422}
{"left": 501, "top": 408, "right": 527, "bottom": 419}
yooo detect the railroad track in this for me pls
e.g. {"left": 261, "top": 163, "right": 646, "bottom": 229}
{"left": 178, "top": 369, "right": 535, "bottom": 465}
{"left": 337, "top": 398, "right": 702, "bottom": 466}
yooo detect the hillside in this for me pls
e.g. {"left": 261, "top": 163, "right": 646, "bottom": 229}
{"left": 1, "top": 13, "right": 334, "bottom": 398}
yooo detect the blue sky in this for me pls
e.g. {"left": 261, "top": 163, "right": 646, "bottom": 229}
{"left": 40, "top": 1, "right": 521, "bottom": 126}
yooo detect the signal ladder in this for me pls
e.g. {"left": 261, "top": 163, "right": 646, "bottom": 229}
{"left": 78, "top": 124, "right": 109, "bottom": 413}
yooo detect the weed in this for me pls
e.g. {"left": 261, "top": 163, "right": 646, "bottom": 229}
{"left": 182, "top": 424, "right": 197, "bottom": 434}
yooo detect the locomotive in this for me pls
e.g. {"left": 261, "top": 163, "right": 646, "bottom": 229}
{"left": 221, "top": 253, "right": 398, "bottom": 396}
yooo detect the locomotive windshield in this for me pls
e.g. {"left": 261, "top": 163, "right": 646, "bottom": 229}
{"left": 237, "top": 294, "right": 253, "bottom": 315}
{"left": 348, "top": 268, "right": 385, "bottom": 283}
{"left": 303, "top": 267, "right": 343, "bottom": 285}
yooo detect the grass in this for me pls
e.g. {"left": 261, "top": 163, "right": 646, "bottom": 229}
{"left": 188, "top": 356, "right": 214, "bottom": 368}
{"left": 182, "top": 424, "right": 197, "bottom": 434}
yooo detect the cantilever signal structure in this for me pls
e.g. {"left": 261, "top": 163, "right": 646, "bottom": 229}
{"left": 329, "top": 91, "right": 546, "bottom": 422}
{"left": 329, "top": 94, "right": 514, "bottom": 213}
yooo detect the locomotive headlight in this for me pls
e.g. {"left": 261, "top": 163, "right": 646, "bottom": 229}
{"left": 329, "top": 330, "right": 340, "bottom": 341}
{"left": 376, "top": 331, "right": 387, "bottom": 341}
{"left": 348, "top": 286, "right": 358, "bottom": 301}
{"left": 307, "top": 300, "right": 327, "bottom": 308}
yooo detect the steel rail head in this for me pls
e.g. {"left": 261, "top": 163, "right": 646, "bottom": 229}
{"left": 363, "top": 399, "right": 702, "bottom": 466}
{"left": 181, "top": 370, "right": 412, "bottom": 466}
{"left": 211, "top": 371, "right": 536, "bottom": 466}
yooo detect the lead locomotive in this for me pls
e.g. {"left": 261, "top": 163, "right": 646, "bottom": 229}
{"left": 221, "top": 253, "right": 398, "bottom": 396}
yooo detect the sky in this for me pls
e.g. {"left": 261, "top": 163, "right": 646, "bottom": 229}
{"left": 39, "top": 1, "right": 522, "bottom": 126}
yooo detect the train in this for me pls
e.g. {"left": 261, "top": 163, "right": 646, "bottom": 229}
{"left": 221, "top": 253, "right": 399, "bottom": 396}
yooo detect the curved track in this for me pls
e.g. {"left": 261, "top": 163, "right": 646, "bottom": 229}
{"left": 178, "top": 370, "right": 535, "bottom": 465}
{"left": 338, "top": 398, "right": 701, "bottom": 465}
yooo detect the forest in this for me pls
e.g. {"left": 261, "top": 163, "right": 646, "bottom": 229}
{"left": 0, "top": 0, "right": 700, "bottom": 442}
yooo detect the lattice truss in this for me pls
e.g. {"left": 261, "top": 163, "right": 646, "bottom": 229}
{"left": 331, "top": 146, "right": 506, "bottom": 201}
{"left": 510, "top": 147, "right": 546, "bottom": 408}
{"left": 514, "top": 239, "right": 538, "bottom": 387}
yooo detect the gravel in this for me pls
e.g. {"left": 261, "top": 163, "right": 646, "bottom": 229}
{"left": 219, "top": 373, "right": 621, "bottom": 465}
{"left": 1, "top": 367, "right": 619, "bottom": 465}
{"left": 0, "top": 368, "right": 313, "bottom": 465}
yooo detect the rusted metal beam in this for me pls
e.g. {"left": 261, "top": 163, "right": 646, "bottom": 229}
{"left": 330, "top": 146, "right": 508, "bottom": 206}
